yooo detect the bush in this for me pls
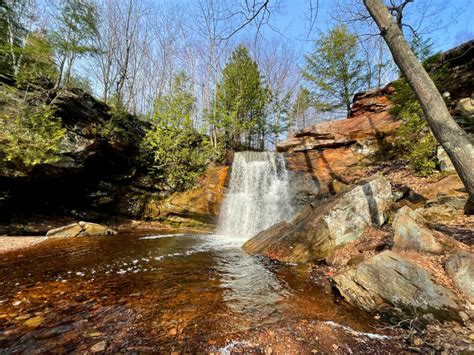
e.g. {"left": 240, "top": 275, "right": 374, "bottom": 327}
{"left": 388, "top": 58, "right": 450, "bottom": 176}
{"left": 1, "top": 103, "right": 65, "bottom": 168}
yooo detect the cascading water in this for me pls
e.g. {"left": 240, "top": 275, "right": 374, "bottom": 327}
{"left": 217, "top": 151, "right": 294, "bottom": 241}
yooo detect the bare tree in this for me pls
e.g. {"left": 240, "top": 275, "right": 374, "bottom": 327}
{"left": 364, "top": 0, "right": 474, "bottom": 212}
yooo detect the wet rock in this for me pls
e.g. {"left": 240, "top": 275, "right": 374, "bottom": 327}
{"left": 244, "top": 175, "right": 392, "bottom": 263}
{"left": 392, "top": 206, "right": 444, "bottom": 254}
{"left": 333, "top": 251, "right": 460, "bottom": 321}
{"left": 145, "top": 166, "right": 229, "bottom": 227}
{"left": 46, "top": 221, "right": 117, "bottom": 237}
{"left": 445, "top": 251, "right": 474, "bottom": 303}
{"left": 90, "top": 341, "right": 106, "bottom": 352}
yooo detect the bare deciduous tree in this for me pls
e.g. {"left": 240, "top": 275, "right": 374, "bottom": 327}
{"left": 364, "top": 0, "right": 474, "bottom": 212}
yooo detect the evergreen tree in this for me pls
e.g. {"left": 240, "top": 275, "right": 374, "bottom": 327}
{"left": 213, "top": 45, "right": 270, "bottom": 150}
{"left": 302, "top": 25, "right": 368, "bottom": 115}
{"left": 291, "top": 86, "right": 312, "bottom": 131}
{"left": 16, "top": 30, "right": 58, "bottom": 85}
{"left": 0, "top": 0, "right": 34, "bottom": 79}
{"left": 144, "top": 72, "right": 211, "bottom": 190}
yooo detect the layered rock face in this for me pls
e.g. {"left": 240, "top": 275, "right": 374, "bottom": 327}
{"left": 243, "top": 176, "right": 392, "bottom": 263}
{"left": 281, "top": 41, "right": 474, "bottom": 200}
{"left": 280, "top": 85, "right": 399, "bottom": 198}
{"left": 0, "top": 84, "right": 228, "bottom": 233}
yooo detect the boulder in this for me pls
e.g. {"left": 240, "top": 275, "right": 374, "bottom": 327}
{"left": 445, "top": 251, "right": 474, "bottom": 304}
{"left": 46, "top": 221, "right": 117, "bottom": 237}
{"left": 333, "top": 251, "right": 460, "bottom": 320}
{"left": 456, "top": 97, "right": 474, "bottom": 124}
{"left": 243, "top": 175, "right": 392, "bottom": 263}
{"left": 392, "top": 206, "right": 444, "bottom": 254}
{"left": 437, "top": 146, "right": 456, "bottom": 172}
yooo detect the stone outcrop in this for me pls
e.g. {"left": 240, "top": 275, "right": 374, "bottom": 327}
{"left": 333, "top": 251, "right": 461, "bottom": 321}
{"left": 279, "top": 42, "right": 473, "bottom": 203}
{"left": 278, "top": 85, "right": 399, "bottom": 198}
{"left": 278, "top": 85, "right": 398, "bottom": 155}
{"left": 46, "top": 221, "right": 117, "bottom": 237}
{"left": 392, "top": 206, "right": 444, "bottom": 254}
{"left": 0, "top": 83, "right": 228, "bottom": 232}
{"left": 243, "top": 175, "right": 392, "bottom": 263}
{"left": 437, "top": 146, "right": 456, "bottom": 172}
{"left": 143, "top": 166, "right": 229, "bottom": 228}
{"left": 445, "top": 251, "right": 474, "bottom": 304}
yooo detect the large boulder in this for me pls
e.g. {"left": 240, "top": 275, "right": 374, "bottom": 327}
{"left": 333, "top": 251, "right": 461, "bottom": 321}
{"left": 243, "top": 175, "right": 392, "bottom": 263}
{"left": 445, "top": 251, "right": 474, "bottom": 304}
{"left": 392, "top": 206, "right": 444, "bottom": 254}
{"left": 46, "top": 221, "right": 117, "bottom": 237}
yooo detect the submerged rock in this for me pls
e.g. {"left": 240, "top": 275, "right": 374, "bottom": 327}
{"left": 243, "top": 175, "right": 392, "bottom": 263}
{"left": 333, "top": 251, "right": 460, "bottom": 321}
{"left": 392, "top": 206, "right": 444, "bottom": 254}
{"left": 46, "top": 221, "right": 117, "bottom": 237}
{"left": 445, "top": 251, "right": 474, "bottom": 304}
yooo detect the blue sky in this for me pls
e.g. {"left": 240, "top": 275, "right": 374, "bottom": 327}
{"left": 255, "top": 0, "right": 473, "bottom": 54}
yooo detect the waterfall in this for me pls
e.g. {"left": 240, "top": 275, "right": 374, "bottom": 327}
{"left": 217, "top": 151, "right": 294, "bottom": 241}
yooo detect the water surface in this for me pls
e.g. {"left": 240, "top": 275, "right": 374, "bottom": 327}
{"left": 0, "top": 232, "right": 400, "bottom": 353}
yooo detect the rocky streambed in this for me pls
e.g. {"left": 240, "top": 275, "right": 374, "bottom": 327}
{"left": 0, "top": 231, "right": 412, "bottom": 353}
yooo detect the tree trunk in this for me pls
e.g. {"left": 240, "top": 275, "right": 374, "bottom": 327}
{"left": 364, "top": 0, "right": 474, "bottom": 213}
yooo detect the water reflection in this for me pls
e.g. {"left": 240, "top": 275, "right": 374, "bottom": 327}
{"left": 0, "top": 232, "right": 382, "bottom": 353}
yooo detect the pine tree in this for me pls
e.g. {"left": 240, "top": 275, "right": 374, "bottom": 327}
{"left": 302, "top": 25, "right": 368, "bottom": 115}
{"left": 213, "top": 45, "right": 270, "bottom": 150}
{"left": 144, "top": 72, "right": 211, "bottom": 190}
{"left": 291, "top": 86, "right": 312, "bottom": 131}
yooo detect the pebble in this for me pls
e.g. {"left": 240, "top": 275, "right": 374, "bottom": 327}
{"left": 413, "top": 338, "right": 423, "bottom": 346}
{"left": 23, "top": 316, "right": 43, "bottom": 328}
{"left": 469, "top": 333, "right": 474, "bottom": 340}
{"left": 90, "top": 341, "right": 106, "bottom": 352}
{"left": 168, "top": 328, "right": 178, "bottom": 336}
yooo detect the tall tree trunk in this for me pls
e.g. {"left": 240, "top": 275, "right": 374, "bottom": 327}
{"left": 364, "top": 0, "right": 474, "bottom": 213}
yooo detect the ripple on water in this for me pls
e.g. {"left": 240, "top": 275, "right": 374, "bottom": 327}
{"left": 0, "top": 232, "right": 386, "bottom": 353}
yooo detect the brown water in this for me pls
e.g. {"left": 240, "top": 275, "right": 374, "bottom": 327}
{"left": 0, "top": 232, "right": 401, "bottom": 353}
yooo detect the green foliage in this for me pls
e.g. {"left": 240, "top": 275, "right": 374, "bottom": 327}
{"left": 291, "top": 86, "right": 312, "bottom": 129}
{"left": 302, "top": 25, "right": 368, "bottom": 114}
{"left": 50, "top": 0, "right": 98, "bottom": 88}
{"left": 212, "top": 45, "right": 271, "bottom": 150}
{"left": 1, "top": 103, "right": 65, "bottom": 168}
{"left": 15, "top": 31, "right": 58, "bottom": 85}
{"left": 144, "top": 72, "right": 213, "bottom": 191}
{"left": 389, "top": 59, "right": 450, "bottom": 176}
{"left": 0, "top": 0, "right": 33, "bottom": 79}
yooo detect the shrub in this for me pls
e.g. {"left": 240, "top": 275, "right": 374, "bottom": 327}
{"left": 388, "top": 57, "right": 450, "bottom": 176}
{"left": 1, "top": 103, "right": 65, "bottom": 168}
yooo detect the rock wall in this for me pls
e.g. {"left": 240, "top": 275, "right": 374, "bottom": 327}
{"left": 281, "top": 41, "right": 474, "bottom": 201}
{"left": 281, "top": 84, "right": 399, "bottom": 201}
{"left": 0, "top": 83, "right": 228, "bottom": 234}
